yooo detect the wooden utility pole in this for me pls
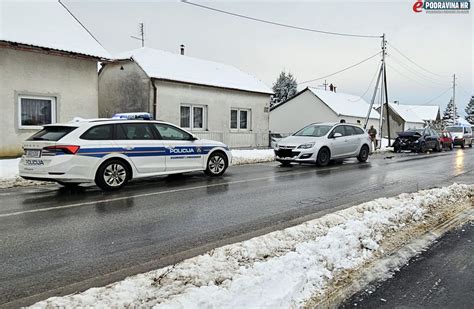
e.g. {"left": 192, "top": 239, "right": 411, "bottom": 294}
{"left": 131, "top": 23, "right": 145, "bottom": 47}
{"left": 364, "top": 33, "right": 391, "bottom": 150}
{"left": 364, "top": 63, "right": 382, "bottom": 130}
{"left": 452, "top": 74, "right": 456, "bottom": 124}
{"left": 382, "top": 33, "right": 391, "bottom": 147}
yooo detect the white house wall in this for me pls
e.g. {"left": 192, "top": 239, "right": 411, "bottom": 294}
{"left": 154, "top": 80, "right": 271, "bottom": 148}
{"left": 98, "top": 61, "right": 152, "bottom": 117}
{"left": 0, "top": 48, "right": 98, "bottom": 157}
{"left": 270, "top": 90, "right": 379, "bottom": 135}
{"left": 405, "top": 122, "right": 425, "bottom": 130}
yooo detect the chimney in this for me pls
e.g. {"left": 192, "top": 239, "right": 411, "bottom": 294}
{"left": 180, "top": 44, "right": 185, "bottom": 55}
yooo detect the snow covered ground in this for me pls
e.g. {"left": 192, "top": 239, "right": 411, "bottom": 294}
{"left": 231, "top": 149, "right": 275, "bottom": 165}
{"left": 372, "top": 138, "right": 393, "bottom": 153}
{"left": 0, "top": 158, "right": 42, "bottom": 188}
{"left": 31, "top": 183, "right": 473, "bottom": 308}
{"left": 0, "top": 149, "right": 275, "bottom": 188}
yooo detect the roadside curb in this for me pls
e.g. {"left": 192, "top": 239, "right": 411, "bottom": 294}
{"left": 310, "top": 206, "right": 473, "bottom": 308}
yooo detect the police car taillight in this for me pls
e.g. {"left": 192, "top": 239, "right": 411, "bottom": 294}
{"left": 43, "top": 145, "right": 80, "bottom": 154}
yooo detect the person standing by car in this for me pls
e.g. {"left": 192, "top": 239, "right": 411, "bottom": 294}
{"left": 368, "top": 125, "right": 377, "bottom": 148}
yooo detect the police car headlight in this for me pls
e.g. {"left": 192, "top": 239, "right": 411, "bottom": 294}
{"left": 298, "top": 143, "right": 315, "bottom": 149}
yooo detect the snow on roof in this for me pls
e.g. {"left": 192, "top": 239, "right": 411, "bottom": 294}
{"left": 388, "top": 103, "right": 425, "bottom": 124}
{"left": 0, "top": 1, "right": 110, "bottom": 59}
{"left": 404, "top": 105, "right": 440, "bottom": 122}
{"left": 114, "top": 47, "right": 272, "bottom": 94}
{"left": 308, "top": 87, "right": 380, "bottom": 119}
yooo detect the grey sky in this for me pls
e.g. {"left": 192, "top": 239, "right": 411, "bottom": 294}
{"left": 65, "top": 0, "right": 472, "bottom": 114}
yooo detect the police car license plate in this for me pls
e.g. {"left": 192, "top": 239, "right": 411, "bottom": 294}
{"left": 25, "top": 149, "right": 41, "bottom": 158}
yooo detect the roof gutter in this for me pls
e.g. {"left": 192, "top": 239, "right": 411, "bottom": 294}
{"left": 0, "top": 40, "right": 110, "bottom": 61}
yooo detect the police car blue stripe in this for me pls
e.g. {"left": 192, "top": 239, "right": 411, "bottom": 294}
{"left": 76, "top": 146, "right": 222, "bottom": 158}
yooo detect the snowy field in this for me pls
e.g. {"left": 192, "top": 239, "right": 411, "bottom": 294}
{"left": 0, "top": 149, "right": 275, "bottom": 188}
{"left": 31, "top": 183, "right": 473, "bottom": 308}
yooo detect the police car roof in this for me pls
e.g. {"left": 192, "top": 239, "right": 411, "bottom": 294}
{"left": 113, "top": 112, "right": 151, "bottom": 116}
{"left": 44, "top": 119, "right": 172, "bottom": 127}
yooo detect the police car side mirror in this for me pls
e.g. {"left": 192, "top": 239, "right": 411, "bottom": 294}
{"left": 189, "top": 135, "right": 198, "bottom": 141}
{"left": 333, "top": 132, "right": 343, "bottom": 138}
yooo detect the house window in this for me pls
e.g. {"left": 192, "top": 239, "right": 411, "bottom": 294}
{"left": 18, "top": 95, "right": 56, "bottom": 129}
{"left": 180, "top": 104, "right": 207, "bottom": 130}
{"left": 230, "top": 108, "right": 251, "bottom": 130}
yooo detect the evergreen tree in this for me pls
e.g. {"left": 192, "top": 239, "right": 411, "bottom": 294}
{"left": 271, "top": 71, "right": 298, "bottom": 107}
{"left": 465, "top": 95, "right": 474, "bottom": 124}
{"left": 442, "top": 98, "right": 459, "bottom": 126}
{"left": 430, "top": 119, "right": 445, "bottom": 131}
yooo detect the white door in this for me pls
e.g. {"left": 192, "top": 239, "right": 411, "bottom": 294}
{"left": 152, "top": 123, "right": 204, "bottom": 171}
{"left": 114, "top": 123, "right": 166, "bottom": 174}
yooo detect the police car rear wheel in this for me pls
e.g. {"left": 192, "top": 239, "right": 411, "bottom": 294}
{"left": 205, "top": 152, "right": 227, "bottom": 176}
{"left": 96, "top": 160, "right": 129, "bottom": 191}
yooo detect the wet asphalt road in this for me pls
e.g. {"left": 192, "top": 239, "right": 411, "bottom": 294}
{"left": 341, "top": 223, "right": 473, "bottom": 309}
{"left": 0, "top": 148, "right": 473, "bottom": 307}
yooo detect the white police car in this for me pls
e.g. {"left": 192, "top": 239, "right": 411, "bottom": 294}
{"left": 19, "top": 120, "right": 232, "bottom": 190}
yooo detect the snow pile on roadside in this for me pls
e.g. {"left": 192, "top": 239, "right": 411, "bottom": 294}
{"left": 32, "top": 183, "right": 473, "bottom": 308}
{"left": 0, "top": 158, "right": 49, "bottom": 188}
{"left": 231, "top": 149, "right": 274, "bottom": 165}
{"left": 0, "top": 158, "right": 20, "bottom": 179}
{"left": 0, "top": 158, "right": 31, "bottom": 188}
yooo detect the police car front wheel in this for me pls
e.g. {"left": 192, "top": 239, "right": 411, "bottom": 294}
{"left": 95, "top": 159, "right": 130, "bottom": 191}
{"left": 205, "top": 152, "right": 228, "bottom": 176}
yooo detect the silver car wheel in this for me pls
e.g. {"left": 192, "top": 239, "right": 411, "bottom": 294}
{"left": 208, "top": 155, "right": 225, "bottom": 174}
{"left": 103, "top": 163, "right": 127, "bottom": 187}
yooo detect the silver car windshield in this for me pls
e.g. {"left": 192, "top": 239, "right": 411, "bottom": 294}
{"left": 294, "top": 124, "right": 332, "bottom": 137}
{"left": 445, "top": 127, "right": 463, "bottom": 133}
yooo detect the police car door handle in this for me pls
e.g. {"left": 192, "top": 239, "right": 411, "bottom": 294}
{"left": 165, "top": 146, "right": 174, "bottom": 149}
{"left": 123, "top": 146, "right": 134, "bottom": 150}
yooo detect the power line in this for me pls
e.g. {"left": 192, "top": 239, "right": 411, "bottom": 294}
{"left": 181, "top": 1, "right": 382, "bottom": 39}
{"left": 387, "top": 42, "right": 449, "bottom": 78}
{"left": 349, "top": 62, "right": 382, "bottom": 102}
{"left": 386, "top": 63, "right": 448, "bottom": 89}
{"left": 421, "top": 87, "right": 453, "bottom": 105}
{"left": 388, "top": 54, "right": 449, "bottom": 85}
{"left": 58, "top": 0, "right": 105, "bottom": 49}
{"left": 456, "top": 83, "right": 473, "bottom": 97}
{"left": 298, "top": 51, "right": 382, "bottom": 85}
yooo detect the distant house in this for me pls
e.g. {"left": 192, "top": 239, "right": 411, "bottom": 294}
{"left": 0, "top": 1, "right": 110, "bottom": 157}
{"left": 377, "top": 103, "right": 441, "bottom": 137}
{"left": 269, "top": 87, "right": 380, "bottom": 135}
{"left": 406, "top": 104, "right": 441, "bottom": 123}
{"left": 98, "top": 47, "right": 272, "bottom": 148}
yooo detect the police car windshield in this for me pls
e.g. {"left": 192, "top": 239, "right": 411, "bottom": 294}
{"left": 294, "top": 125, "right": 332, "bottom": 137}
{"left": 28, "top": 126, "right": 77, "bottom": 141}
